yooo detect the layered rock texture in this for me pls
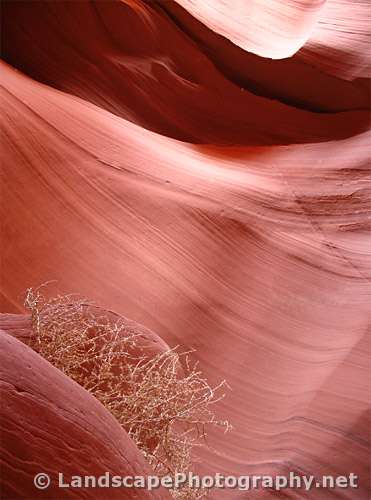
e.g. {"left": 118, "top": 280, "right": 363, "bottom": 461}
{"left": 0, "top": 330, "right": 170, "bottom": 499}
{"left": 1, "top": 0, "right": 370, "bottom": 498}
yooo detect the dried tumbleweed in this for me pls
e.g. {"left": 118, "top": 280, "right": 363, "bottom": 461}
{"left": 24, "top": 286, "right": 231, "bottom": 499}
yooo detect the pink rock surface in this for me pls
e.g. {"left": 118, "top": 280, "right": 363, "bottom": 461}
{"left": 1, "top": 58, "right": 370, "bottom": 498}
{"left": 0, "top": 309, "right": 174, "bottom": 376}
{"left": 0, "top": 330, "right": 170, "bottom": 499}
{"left": 173, "top": 0, "right": 324, "bottom": 58}
{"left": 298, "top": 0, "right": 371, "bottom": 79}
{"left": 1, "top": 1, "right": 370, "bottom": 498}
{"left": 0, "top": 314, "right": 31, "bottom": 343}
{"left": 173, "top": 0, "right": 370, "bottom": 79}
{"left": 1, "top": 1, "right": 369, "bottom": 145}
{"left": 160, "top": 1, "right": 370, "bottom": 113}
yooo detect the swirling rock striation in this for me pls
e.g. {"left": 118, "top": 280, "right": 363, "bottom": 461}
{"left": 1, "top": 0, "right": 369, "bottom": 145}
{"left": 1, "top": 59, "right": 370, "bottom": 498}
{"left": 1, "top": 1, "right": 370, "bottom": 498}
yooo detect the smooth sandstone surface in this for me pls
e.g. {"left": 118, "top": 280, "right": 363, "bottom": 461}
{"left": 173, "top": 0, "right": 324, "bottom": 58}
{"left": 298, "top": 0, "right": 371, "bottom": 79}
{"left": 160, "top": 1, "right": 370, "bottom": 112}
{"left": 0, "top": 314, "right": 31, "bottom": 343}
{"left": 0, "top": 308, "right": 175, "bottom": 385}
{"left": 0, "top": 308, "right": 171, "bottom": 358}
{"left": 173, "top": 0, "right": 371, "bottom": 79}
{"left": 0, "top": 331, "right": 170, "bottom": 499}
{"left": 1, "top": 59, "right": 370, "bottom": 498}
{"left": 1, "top": 1, "right": 370, "bottom": 498}
{"left": 1, "top": 1, "right": 369, "bottom": 145}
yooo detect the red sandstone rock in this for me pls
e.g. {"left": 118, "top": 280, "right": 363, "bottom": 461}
{"left": 159, "top": 2, "right": 369, "bottom": 113}
{"left": 0, "top": 308, "right": 171, "bottom": 361}
{"left": 0, "top": 314, "right": 31, "bottom": 343}
{"left": 173, "top": 0, "right": 323, "bottom": 58}
{"left": 172, "top": 0, "right": 371, "bottom": 79}
{"left": 1, "top": 3, "right": 370, "bottom": 498}
{"left": 1, "top": 2, "right": 369, "bottom": 145}
{"left": 0, "top": 330, "right": 170, "bottom": 499}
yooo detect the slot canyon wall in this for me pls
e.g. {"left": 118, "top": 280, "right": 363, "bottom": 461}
{"left": 1, "top": 1, "right": 370, "bottom": 498}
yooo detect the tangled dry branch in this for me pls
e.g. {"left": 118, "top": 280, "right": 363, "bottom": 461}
{"left": 24, "top": 286, "right": 231, "bottom": 499}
